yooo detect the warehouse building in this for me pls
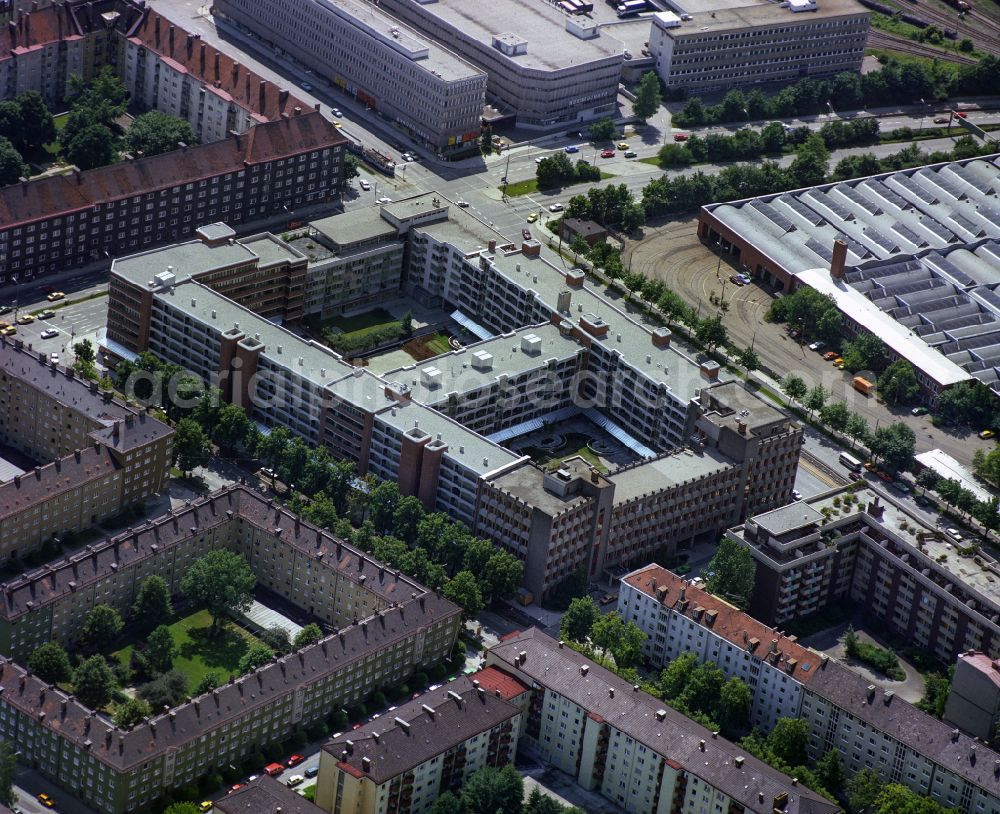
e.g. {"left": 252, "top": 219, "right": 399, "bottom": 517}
{"left": 699, "top": 155, "right": 1000, "bottom": 399}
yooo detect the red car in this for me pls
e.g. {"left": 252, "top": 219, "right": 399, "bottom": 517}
{"left": 352, "top": 723, "right": 362, "bottom": 730}
{"left": 287, "top": 754, "right": 304, "bottom": 768}
{"left": 522, "top": 228, "right": 532, "bottom": 240}
{"left": 228, "top": 784, "right": 244, "bottom": 795}
{"left": 673, "top": 133, "right": 688, "bottom": 141}
{"left": 955, "top": 111, "right": 968, "bottom": 118}
{"left": 933, "top": 116, "right": 949, "bottom": 124}
{"left": 601, "top": 149, "right": 616, "bottom": 158}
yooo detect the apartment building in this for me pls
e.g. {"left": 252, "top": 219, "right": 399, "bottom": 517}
{"left": 315, "top": 670, "right": 526, "bottom": 814}
{"left": 476, "top": 381, "right": 802, "bottom": 598}
{"left": 122, "top": 8, "right": 308, "bottom": 144}
{"left": 0, "top": 339, "right": 172, "bottom": 562}
{"left": 486, "top": 628, "right": 841, "bottom": 814}
{"left": 216, "top": 775, "right": 326, "bottom": 814}
{"left": 0, "top": 111, "right": 344, "bottom": 284}
{"left": 375, "top": 0, "right": 624, "bottom": 129}
{"left": 615, "top": 564, "right": 1000, "bottom": 813}
{"left": 0, "top": 485, "right": 462, "bottom": 814}
{"left": 729, "top": 486, "right": 1000, "bottom": 664}
{"left": 943, "top": 652, "right": 1000, "bottom": 743}
{"left": 650, "top": 0, "right": 869, "bottom": 93}
{"left": 619, "top": 564, "right": 819, "bottom": 733}
{"left": 214, "top": 0, "right": 486, "bottom": 156}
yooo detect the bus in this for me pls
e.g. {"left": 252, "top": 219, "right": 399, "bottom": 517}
{"left": 616, "top": 0, "right": 648, "bottom": 16}
{"left": 839, "top": 452, "right": 862, "bottom": 472}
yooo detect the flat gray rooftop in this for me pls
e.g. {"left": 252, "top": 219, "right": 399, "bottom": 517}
{"left": 386, "top": 0, "right": 624, "bottom": 71}
{"left": 752, "top": 500, "right": 825, "bottom": 537}
{"left": 487, "top": 457, "right": 593, "bottom": 515}
{"left": 112, "top": 239, "right": 257, "bottom": 288}
{"left": 701, "top": 381, "right": 788, "bottom": 433}
{"left": 385, "top": 323, "right": 582, "bottom": 402}
{"left": 310, "top": 208, "right": 398, "bottom": 248}
{"left": 238, "top": 233, "right": 305, "bottom": 268}
{"left": 666, "top": 0, "right": 866, "bottom": 28}
{"left": 611, "top": 447, "right": 732, "bottom": 504}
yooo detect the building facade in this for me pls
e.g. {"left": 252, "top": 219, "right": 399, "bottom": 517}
{"left": 0, "top": 339, "right": 172, "bottom": 562}
{"left": 316, "top": 670, "right": 526, "bottom": 814}
{"left": 616, "top": 564, "right": 1000, "bottom": 814}
{"left": 0, "top": 111, "right": 344, "bottom": 284}
{"left": 943, "top": 652, "right": 1000, "bottom": 743}
{"left": 214, "top": 0, "right": 487, "bottom": 155}
{"left": 650, "top": 2, "right": 869, "bottom": 93}
{"left": 0, "top": 485, "right": 462, "bottom": 814}
{"left": 729, "top": 486, "right": 1000, "bottom": 665}
{"left": 486, "top": 628, "right": 841, "bottom": 814}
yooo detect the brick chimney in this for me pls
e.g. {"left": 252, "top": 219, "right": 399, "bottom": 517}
{"left": 652, "top": 327, "right": 672, "bottom": 348}
{"left": 831, "top": 238, "right": 847, "bottom": 280}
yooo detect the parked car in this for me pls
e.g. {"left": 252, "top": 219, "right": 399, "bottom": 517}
{"left": 624, "top": 150, "right": 637, "bottom": 158}
{"left": 376, "top": 196, "right": 392, "bottom": 204}
{"left": 305, "top": 766, "right": 320, "bottom": 778}
{"left": 527, "top": 212, "right": 538, "bottom": 223}
{"left": 228, "top": 784, "right": 244, "bottom": 794}
{"left": 198, "top": 803, "right": 213, "bottom": 813}
{"left": 287, "top": 754, "right": 305, "bottom": 768}
{"left": 37, "top": 310, "right": 55, "bottom": 319}
{"left": 955, "top": 111, "right": 968, "bottom": 118}
{"left": 332, "top": 108, "right": 342, "bottom": 117}
{"left": 617, "top": 141, "right": 630, "bottom": 150}
{"left": 808, "top": 341, "right": 825, "bottom": 351}
{"left": 601, "top": 149, "right": 615, "bottom": 158}
{"left": 792, "top": 489, "right": 802, "bottom": 500}
{"left": 729, "top": 274, "right": 745, "bottom": 286}
{"left": 264, "top": 762, "right": 285, "bottom": 777}
{"left": 736, "top": 273, "right": 751, "bottom": 284}
{"left": 0, "top": 305, "right": 10, "bottom": 314}
{"left": 832, "top": 357, "right": 844, "bottom": 366}
{"left": 47, "top": 291, "right": 65, "bottom": 301}
{"left": 455, "top": 200, "right": 470, "bottom": 208}
{"left": 673, "top": 133, "right": 688, "bottom": 142}
{"left": 980, "top": 429, "right": 996, "bottom": 439}
{"left": 359, "top": 179, "right": 371, "bottom": 191}
{"left": 522, "top": 228, "right": 532, "bottom": 240}
{"left": 300, "top": 81, "right": 312, "bottom": 91}
{"left": 564, "top": 145, "right": 580, "bottom": 153}
{"left": 38, "top": 794, "right": 55, "bottom": 808}
{"left": 549, "top": 203, "right": 564, "bottom": 212}
{"left": 16, "top": 314, "right": 33, "bottom": 324}
{"left": 599, "top": 593, "right": 616, "bottom": 605}
{"left": 911, "top": 406, "right": 928, "bottom": 416}
{"left": 50, "top": 353, "right": 59, "bottom": 365}
{"left": 823, "top": 351, "right": 839, "bottom": 361}
{"left": 934, "top": 116, "right": 950, "bottom": 124}
{"left": 287, "top": 775, "right": 305, "bottom": 788}
{"left": 946, "top": 527, "right": 963, "bottom": 541}
{"left": 40, "top": 328, "right": 58, "bottom": 339}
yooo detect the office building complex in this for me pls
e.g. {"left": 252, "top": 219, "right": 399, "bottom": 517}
{"left": 105, "top": 194, "right": 802, "bottom": 597}
{"left": 729, "top": 485, "right": 1000, "bottom": 665}
{"left": 0, "top": 485, "right": 462, "bottom": 814}
{"left": 0, "top": 110, "right": 344, "bottom": 284}
{"left": 649, "top": 0, "right": 868, "bottom": 93}
{"left": 371, "top": 0, "right": 624, "bottom": 129}
{"left": 0, "top": 339, "right": 172, "bottom": 563}
{"left": 486, "top": 628, "right": 841, "bottom": 814}
{"left": 699, "top": 155, "right": 1000, "bottom": 399}
{"left": 620, "top": 564, "right": 1000, "bottom": 813}
{"left": 214, "top": 0, "right": 487, "bottom": 155}
{"left": 316, "top": 670, "right": 526, "bottom": 814}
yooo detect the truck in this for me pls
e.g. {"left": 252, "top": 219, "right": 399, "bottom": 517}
{"left": 853, "top": 376, "right": 874, "bottom": 396}
{"left": 616, "top": 0, "right": 648, "bottom": 16}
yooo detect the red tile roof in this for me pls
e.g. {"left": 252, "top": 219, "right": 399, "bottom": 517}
{"left": 624, "top": 564, "right": 821, "bottom": 684}
{"left": 0, "top": 111, "right": 344, "bottom": 228}
{"left": 125, "top": 8, "right": 307, "bottom": 122}
{"left": 957, "top": 651, "right": 1000, "bottom": 689}
{"left": 471, "top": 665, "right": 530, "bottom": 700}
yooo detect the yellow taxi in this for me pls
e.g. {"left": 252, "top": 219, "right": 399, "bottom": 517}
{"left": 46, "top": 291, "right": 65, "bottom": 301}
{"left": 198, "top": 802, "right": 213, "bottom": 812}
{"left": 38, "top": 792, "right": 56, "bottom": 808}
{"left": 616, "top": 141, "right": 630, "bottom": 150}
{"left": 16, "top": 314, "right": 34, "bottom": 325}
{"left": 526, "top": 212, "right": 538, "bottom": 223}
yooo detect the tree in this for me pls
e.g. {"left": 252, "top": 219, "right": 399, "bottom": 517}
{"left": 633, "top": 71, "right": 663, "bottom": 121}
{"left": 114, "top": 697, "right": 152, "bottom": 730}
{"left": 67, "top": 67, "right": 128, "bottom": 127}
{"left": 125, "top": 110, "right": 197, "bottom": 157}
{"left": 561, "top": 596, "right": 599, "bottom": 643}
{"left": 870, "top": 421, "right": 916, "bottom": 473}
{"left": 819, "top": 401, "right": 850, "bottom": 432}
{"left": 0, "top": 101, "right": 23, "bottom": 146}
{"left": 524, "top": 787, "right": 567, "bottom": 814}
{"left": 342, "top": 153, "right": 360, "bottom": 181}
{"left": 461, "top": 765, "right": 523, "bottom": 814}
{"left": 789, "top": 132, "right": 829, "bottom": 187}
{"left": 805, "top": 385, "right": 827, "bottom": 416}
{"left": 846, "top": 412, "right": 869, "bottom": 448}
{"left": 164, "top": 805, "right": 202, "bottom": 814}
{"left": 736, "top": 346, "right": 760, "bottom": 374}
{"left": 180, "top": 549, "right": 257, "bottom": 633}
{"left": 847, "top": 768, "right": 883, "bottom": 813}
{"left": 293, "top": 623, "right": 323, "bottom": 649}
{"left": 368, "top": 480, "right": 402, "bottom": 533}
{"left": 591, "top": 613, "right": 646, "bottom": 668}
{"left": 392, "top": 495, "right": 425, "bottom": 543}
{"left": 588, "top": 117, "right": 616, "bottom": 142}
{"left": 766, "top": 717, "right": 810, "bottom": 769}
{"left": 718, "top": 676, "right": 752, "bottom": 733}
{"left": 0, "top": 137, "right": 26, "bottom": 186}
{"left": 877, "top": 359, "right": 919, "bottom": 406}
{"left": 704, "top": 537, "right": 756, "bottom": 609}
{"left": 480, "top": 550, "right": 524, "bottom": 603}
{"left": 66, "top": 123, "right": 116, "bottom": 170}
{"left": 842, "top": 332, "right": 889, "bottom": 374}
{"left": 0, "top": 742, "right": 13, "bottom": 807}
{"left": 28, "top": 641, "right": 73, "bottom": 684}
{"left": 173, "top": 417, "right": 211, "bottom": 476}
{"left": 429, "top": 792, "right": 465, "bottom": 814}
{"left": 132, "top": 575, "right": 173, "bottom": 625}
{"left": 260, "top": 626, "right": 292, "bottom": 654}
{"left": 678, "top": 96, "right": 706, "bottom": 126}
{"left": 695, "top": 316, "right": 727, "bottom": 351}
{"left": 74, "top": 656, "right": 116, "bottom": 709}
{"left": 146, "top": 624, "right": 176, "bottom": 673}
{"left": 934, "top": 380, "right": 995, "bottom": 426}
{"left": 82, "top": 604, "right": 124, "bottom": 647}
{"left": 194, "top": 672, "right": 221, "bottom": 695}
{"left": 443, "top": 570, "right": 483, "bottom": 618}
{"left": 660, "top": 652, "right": 698, "bottom": 700}
{"left": 401, "top": 310, "right": 414, "bottom": 336}
{"left": 782, "top": 374, "right": 807, "bottom": 406}
{"left": 73, "top": 338, "right": 98, "bottom": 379}
{"left": 872, "top": 784, "right": 951, "bottom": 814}
{"left": 238, "top": 642, "right": 275, "bottom": 675}
{"left": 621, "top": 202, "right": 646, "bottom": 233}
{"left": 138, "top": 669, "right": 188, "bottom": 708}
{"left": 212, "top": 403, "right": 253, "bottom": 453}
{"left": 814, "top": 749, "right": 845, "bottom": 797}
{"left": 15, "top": 90, "right": 56, "bottom": 150}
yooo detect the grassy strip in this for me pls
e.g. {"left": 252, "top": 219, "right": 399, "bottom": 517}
{"left": 870, "top": 13, "right": 984, "bottom": 58}
{"left": 503, "top": 170, "right": 615, "bottom": 198}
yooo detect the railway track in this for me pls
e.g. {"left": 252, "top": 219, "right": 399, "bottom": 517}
{"left": 901, "top": 0, "right": 1000, "bottom": 54}
{"left": 867, "top": 29, "right": 981, "bottom": 63}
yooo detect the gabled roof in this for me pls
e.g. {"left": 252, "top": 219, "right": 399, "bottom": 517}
{"left": 0, "top": 111, "right": 343, "bottom": 228}
{"left": 209, "top": 774, "right": 325, "bottom": 814}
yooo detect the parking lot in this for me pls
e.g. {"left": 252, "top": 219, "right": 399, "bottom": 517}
{"left": 623, "top": 219, "right": 992, "bottom": 468}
